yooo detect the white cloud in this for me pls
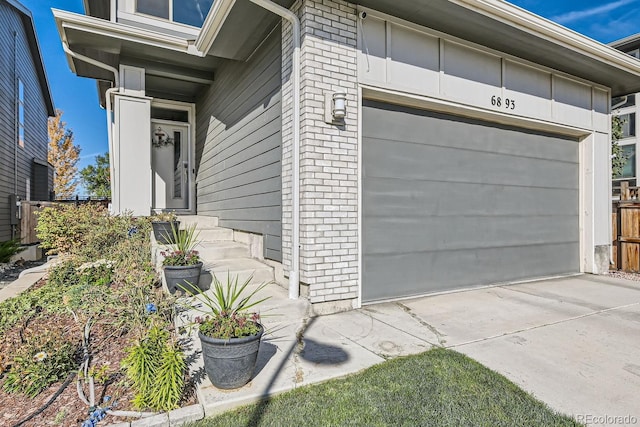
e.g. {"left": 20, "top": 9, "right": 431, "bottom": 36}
{"left": 551, "top": 0, "right": 638, "bottom": 24}
{"left": 79, "top": 152, "right": 101, "bottom": 160}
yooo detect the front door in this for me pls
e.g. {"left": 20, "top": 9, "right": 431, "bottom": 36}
{"left": 151, "top": 121, "right": 190, "bottom": 210}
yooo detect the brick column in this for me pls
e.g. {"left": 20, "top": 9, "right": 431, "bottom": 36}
{"left": 299, "top": 0, "right": 359, "bottom": 309}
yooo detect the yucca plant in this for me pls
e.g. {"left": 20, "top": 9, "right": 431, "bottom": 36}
{"left": 161, "top": 223, "right": 201, "bottom": 266}
{"left": 181, "top": 273, "right": 271, "bottom": 340}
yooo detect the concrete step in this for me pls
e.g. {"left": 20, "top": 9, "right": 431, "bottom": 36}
{"left": 202, "top": 258, "right": 274, "bottom": 286}
{"left": 196, "top": 227, "right": 234, "bottom": 242}
{"left": 195, "top": 241, "right": 250, "bottom": 260}
{"left": 177, "top": 215, "right": 219, "bottom": 229}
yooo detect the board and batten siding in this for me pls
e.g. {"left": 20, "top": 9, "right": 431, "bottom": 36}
{"left": 0, "top": 2, "right": 50, "bottom": 241}
{"left": 358, "top": 11, "right": 610, "bottom": 133}
{"left": 195, "top": 30, "right": 282, "bottom": 262}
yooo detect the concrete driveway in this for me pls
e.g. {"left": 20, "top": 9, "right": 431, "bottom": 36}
{"left": 360, "top": 274, "right": 640, "bottom": 426}
{"left": 194, "top": 273, "right": 639, "bottom": 425}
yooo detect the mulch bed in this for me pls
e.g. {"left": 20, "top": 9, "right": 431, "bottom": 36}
{"left": 0, "top": 280, "right": 196, "bottom": 427}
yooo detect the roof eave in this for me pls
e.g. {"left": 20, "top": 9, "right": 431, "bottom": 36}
{"left": 194, "top": 0, "right": 236, "bottom": 55}
{"left": 460, "top": 0, "right": 640, "bottom": 82}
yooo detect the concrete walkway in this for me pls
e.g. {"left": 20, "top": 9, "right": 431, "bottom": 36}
{"left": 192, "top": 274, "right": 640, "bottom": 426}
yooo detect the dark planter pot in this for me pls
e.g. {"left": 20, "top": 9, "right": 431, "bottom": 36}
{"left": 163, "top": 262, "right": 203, "bottom": 294}
{"left": 199, "top": 324, "right": 264, "bottom": 390}
{"left": 152, "top": 221, "right": 180, "bottom": 244}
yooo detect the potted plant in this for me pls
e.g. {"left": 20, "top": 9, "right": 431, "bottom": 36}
{"left": 181, "top": 274, "right": 270, "bottom": 390}
{"left": 151, "top": 212, "right": 179, "bottom": 244}
{"left": 162, "top": 223, "right": 203, "bottom": 294}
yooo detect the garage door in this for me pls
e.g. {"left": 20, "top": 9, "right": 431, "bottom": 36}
{"left": 362, "top": 100, "right": 580, "bottom": 302}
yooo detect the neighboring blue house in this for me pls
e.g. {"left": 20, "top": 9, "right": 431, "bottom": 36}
{"left": 0, "top": 0, "right": 55, "bottom": 241}
{"left": 54, "top": 0, "right": 640, "bottom": 313}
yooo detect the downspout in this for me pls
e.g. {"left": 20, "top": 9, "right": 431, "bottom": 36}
{"left": 13, "top": 31, "right": 18, "bottom": 240}
{"left": 249, "top": 0, "right": 301, "bottom": 299}
{"left": 13, "top": 31, "right": 18, "bottom": 197}
{"left": 61, "top": 42, "right": 120, "bottom": 211}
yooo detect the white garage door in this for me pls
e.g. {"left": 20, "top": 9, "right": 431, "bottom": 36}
{"left": 362, "top": 100, "right": 580, "bottom": 302}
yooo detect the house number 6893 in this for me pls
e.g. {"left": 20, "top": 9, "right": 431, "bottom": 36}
{"left": 491, "top": 96, "right": 516, "bottom": 110}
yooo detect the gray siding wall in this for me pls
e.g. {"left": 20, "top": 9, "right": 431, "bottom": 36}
{"left": 0, "top": 2, "right": 50, "bottom": 241}
{"left": 196, "top": 30, "right": 282, "bottom": 261}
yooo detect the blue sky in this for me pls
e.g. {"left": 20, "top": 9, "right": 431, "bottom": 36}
{"left": 18, "top": 0, "right": 640, "bottom": 194}
{"left": 509, "top": 0, "right": 640, "bottom": 42}
{"left": 21, "top": 0, "right": 107, "bottom": 194}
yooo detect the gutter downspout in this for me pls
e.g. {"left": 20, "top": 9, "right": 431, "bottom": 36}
{"left": 13, "top": 31, "right": 18, "bottom": 240}
{"left": 61, "top": 42, "right": 120, "bottom": 212}
{"left": 248, "top": 0, "right": 301, "bottom": 300}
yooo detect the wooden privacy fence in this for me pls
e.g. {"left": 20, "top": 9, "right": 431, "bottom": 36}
{"left": 20, "top": 201, "right": 55, "bottom": 245}
{"left": 19, "top": 199, "right": 111, "bottom": 245}
{"left": 612, "top": 182, "right": 640, "bottom": 271}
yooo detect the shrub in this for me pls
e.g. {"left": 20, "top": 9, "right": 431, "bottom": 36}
{"left": 2, "top": 330, "right": 79, "bottom": 397}
{"left": 0, "top": 239, "right": 21, "bottom": 263}
{"left": 36, "top": 204, "right": 109, "bottom": 255}
{"left": 122, "top": 324, "right": 185, "bottom": 411}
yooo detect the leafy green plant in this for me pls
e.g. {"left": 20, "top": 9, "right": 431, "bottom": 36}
{"left": 183, "top": 274, "right": 270, "bottom": 340}
{"left": 0, "top": 239, "right": 21, "bottom": 263}
{"left": 76, "top": 259, "right": 114, "bottom": 287}
{"left": 122, "top": 324, "right": 185, "bottom": 411}
{"left": 161, "top": 223, "right": 201, "bottom": 266}
{"left": 149, "top": 342, "right": 185, "bottom": 411}
{"left": 2, "top": 331, "right": 79, "bottom": 397}
{"left": 36, "top": 204, "right": 108, "bottom": 255}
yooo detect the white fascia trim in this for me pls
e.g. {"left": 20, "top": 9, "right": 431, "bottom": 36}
{"left": 610, "top": 32, "right": 640, "bottom": 48}
{"left": 452, "top": 0, "right": 640, "bottom": 76}
{"left": 194, "top": 0, "right": 236, "bottom": 55}
{"left": 52, "top": 9, "right": 204, "bottom": 57}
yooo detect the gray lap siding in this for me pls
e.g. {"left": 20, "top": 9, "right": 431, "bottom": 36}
{"left": 0, "top": 2, "right": 50, "bottom": 241}
{"left": 195, "top": 29, "right": 283, "bottom": 262}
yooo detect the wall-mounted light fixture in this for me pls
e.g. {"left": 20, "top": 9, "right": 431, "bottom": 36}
{"left": 325, "top": 91, "right": 347, "bottom": 124}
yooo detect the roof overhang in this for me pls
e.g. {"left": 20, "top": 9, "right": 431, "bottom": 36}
{"left": 6, "top": 0, "right": 55, "bottom": 116}
{"left": 354, "top": 0, "right": 640, "bottom": 97}
{"left": 198, "top": 0, "right": 640, "bottom": 97}
{"left": 610, "top": 33, "right": 640, "bottom": 52}
{"left": 53, "top": 9, "right": 219, "bottom": 105}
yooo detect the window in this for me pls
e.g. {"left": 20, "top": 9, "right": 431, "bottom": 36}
{"left": 613, "top": 144, "right": 636, "bottom": 197}
{"left": 136, "top": 0, "right": 214, "bottom": 27}
{"left": 620, "top": 144, "right": 636, "bottom": 179}
{"left": 17, "top": 79, "right": 25, "bottom": 148}
{"left": 618, "top": 113, "right": 636, "bottom": 138}
{"left": 173, "top": 131, "right": 182, "bottom": 198}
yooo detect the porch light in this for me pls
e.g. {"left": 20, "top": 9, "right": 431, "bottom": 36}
{"left": 325, "top": 91, "right": 347, "bottom": 124}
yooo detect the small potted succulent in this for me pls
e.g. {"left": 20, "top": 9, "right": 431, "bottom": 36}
{"left": 162, "top": 223, "right": 203, "bottom": 294}
{"left": 181, "top": 274, "right": 270, "bottom": 390}
{"left": 151, "top": 212, "right": 179, "bottom": 244}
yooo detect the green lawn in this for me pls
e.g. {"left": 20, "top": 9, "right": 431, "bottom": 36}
{"left": 188, "top": 348, "right": 580, "bottom": 427}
